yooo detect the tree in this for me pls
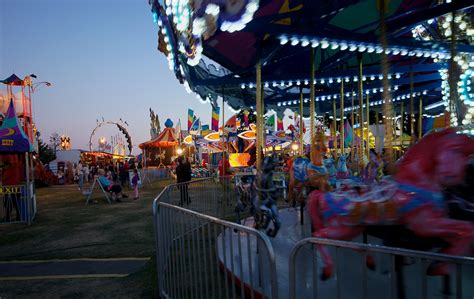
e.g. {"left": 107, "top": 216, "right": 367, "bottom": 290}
{"left": 37, "top": 131, "right": 56, "bottom": 164}
{"left": 49, "top": 132, "right": 60, "bottom": 154}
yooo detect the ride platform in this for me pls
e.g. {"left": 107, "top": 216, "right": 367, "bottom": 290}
{"left": 217, "top": 208, "right": 474, "bottom": 299}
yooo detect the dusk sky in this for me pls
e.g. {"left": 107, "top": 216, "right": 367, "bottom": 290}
{"left": 0, "top": 0, "right": 237, "bottom": 154}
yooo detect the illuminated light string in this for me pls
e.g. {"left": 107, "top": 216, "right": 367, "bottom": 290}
{"left": 276, "top": 85, "right": 400, "bottom": 107}
{"left": 458, "top": 67, "right": 474, "bottom": 125}
{"left": 240, "top": 73, "right": 402, "bottom": 89}
{"left": 279, "top": 35, "right": 453, "bottom": 59}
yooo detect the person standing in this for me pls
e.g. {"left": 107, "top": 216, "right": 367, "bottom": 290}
{"left": 76, "top": 161, "right": 84, "bottom": 191}
{"left": 131, "top": 169, "right": 140, "bottom": 200}
{"left": 176, "top": 156, "right": 191, "bottom": 205}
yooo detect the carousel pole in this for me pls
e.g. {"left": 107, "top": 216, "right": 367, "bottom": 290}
{"left": 221, "top": 92, "right": 226, "bottom": 175}
{"left": 419, "top": 96, "right": 423, "bottom": 139}
{"left": 379, "top": 0, "right": 394, "bottom": 173}
{"left": 375, "top": 106, "right": 380, "bottom": 153}
{"left": 448, "top": 10, "right": 459, "bottom": 126}
{"left": 332, "top": 97, "right": 337, "bottom": 153}
{"left": 410, "top": 67, "right": 415, "bottom": 143}
{"left": 358, "top": 54, "right": 364, "bottom": 173}
{"left": 366, "top": 92, "right": 370, "bottom": 158}
{"left": 310, "top": 48, "right": 316, "bottom": 150}
{"left": 400, "top": 101, "right": 404, "bottom": 147}
{"left": 351, "top": 89, "right": 355, "bottom": 172}
{"left": 340, "top": 82, "right": 344, "bottom": 154}
{"left": 256, "top": 60, "right": 263, "bottom": 171}
{"left": 299, "top": 88, "right": 304, "bottom": 156}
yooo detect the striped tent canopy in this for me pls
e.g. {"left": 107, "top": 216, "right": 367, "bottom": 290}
{"left": 139, "top": 127, "right": 178, "bottom": 149}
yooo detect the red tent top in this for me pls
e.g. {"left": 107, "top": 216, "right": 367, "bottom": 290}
{"left": 139, "top": 127, "right": 178, "bottom": 149}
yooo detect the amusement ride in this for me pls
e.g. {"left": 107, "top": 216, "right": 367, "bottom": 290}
{"left": 148, "top": 0, "right": 474, "bottom": 298}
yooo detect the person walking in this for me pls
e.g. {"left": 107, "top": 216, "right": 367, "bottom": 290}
{"left": 131, "top": 169, "right": 140, "bottom": 200}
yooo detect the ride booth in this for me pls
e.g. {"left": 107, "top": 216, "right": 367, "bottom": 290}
{"left": 0, "top": 100, "right": 36, "bottom": 224}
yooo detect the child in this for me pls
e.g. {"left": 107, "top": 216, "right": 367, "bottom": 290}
{"left": 132, "top": 169, "right": 140, "bottom": 200}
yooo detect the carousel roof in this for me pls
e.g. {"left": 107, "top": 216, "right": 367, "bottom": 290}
{"left": 139, "top": 127, "right": 179, "bottom": 149}
{"left": 149, "top": 0, "right": 474, "bottom": 119}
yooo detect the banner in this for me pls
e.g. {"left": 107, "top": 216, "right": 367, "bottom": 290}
{"left": 244, "top": 110, "right": 249, "bottom": 127}
{"left": 277, "top": 114, "right": 284, "bottom": 131}
{"left": 201, "top": 124, "right": 210, "bottom": 136}
{"left": 266, "top": 114, "right": 275, "bottom": 131}
{"left": 224, "top": 115, "right": 237, "bottom": 133}
{"left": 187, "top": 109, "right": 194, "bottom": 131}
{"left": 190, "top": 118, "right": 200, "bottom": 135}
{"left": 211, "top": 105, "right": 220, "bottom": 132}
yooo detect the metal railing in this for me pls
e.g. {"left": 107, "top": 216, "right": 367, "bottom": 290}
{"left": 138, "top": 167, "right": 173, "bottom": 185}
{"left": 0, "top": 183, "right": 36, "bottom": 225}
{"left": 153, "top": 187, "right": 278, "bottom": 299}
{"left": 156, "top": 177, "right": 238, "bottom": 219}
{"left": 289, "top": 238, "right": 474, "bottom": 299}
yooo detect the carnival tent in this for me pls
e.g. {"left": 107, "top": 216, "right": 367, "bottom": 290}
{"left": 0, "top": 100, "right": 32, "bottom": 152}
{"left": 0, "top": 74, "right": 24, "bottom": 86}
{"left": 139, "top": 119, "right": 178, "bottom": 166}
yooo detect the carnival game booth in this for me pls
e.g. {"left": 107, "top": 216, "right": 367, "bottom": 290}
{"left": 0, "top": 100, "right": 36, "bottom": 224}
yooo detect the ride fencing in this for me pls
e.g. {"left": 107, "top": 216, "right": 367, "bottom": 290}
{"left": 289, "top": 238, "right": 474, "bottom": 299}
{"left": 153, "top": 186, "right": 279, "bottom": 298}
{"left": 138, "top": 167, "right": 173, "bottom": 185}
{"left": 0, "top": 183, "right": 36, "bottom": 225}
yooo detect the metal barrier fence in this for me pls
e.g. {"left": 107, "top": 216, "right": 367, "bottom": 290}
{"left": 153, "top": 196, "right": 278, "bottom": 298}
{"left": 157, "top": 177, "right": 238, "bottom": 219}
{"left": 289, "top": 238, "right": 474, "bottom": 299}
{"left": 0, "top": 183, "right": 36, "bottom": 225}
{"left": 138, "top": 167, "right": 173, "bottom": 185}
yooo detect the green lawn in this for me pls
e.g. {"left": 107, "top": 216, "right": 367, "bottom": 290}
{"left": 0, "top": 179, "right": 173, "bottom": 298}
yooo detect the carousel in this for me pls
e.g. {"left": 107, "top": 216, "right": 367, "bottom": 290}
{"left": 149, "top": 0, "right": 474, "bottom": 298}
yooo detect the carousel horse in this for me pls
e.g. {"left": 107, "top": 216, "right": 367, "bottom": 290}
{"left": 324, "top": 155, "right": 337, "bottom": 187}
{"left": 255, "top": 156, "right": 281, "bottom": 237}
{"left": 336, "top": 153, "right": 350, "bottom": 180}
{"left": 288, "top": 131, "right": 331, "bottom": 206}
{"left": 235, "top": 174, "right": 258, "bottom": 226}
{"left": 364, "top": 150, "right": 380, "bottom": 183}
{"left": 307, "top": 129, "right": 474, "bottom": 280}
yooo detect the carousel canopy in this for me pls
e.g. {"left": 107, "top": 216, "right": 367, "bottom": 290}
{"left": 149, "top": 0, "right": 474, "bottom": 119}
{"left": 0, "top": 100, "right": 32, "bottom": 152}
{"left": 139, "top": 127, "right": 178, "bottom": 149}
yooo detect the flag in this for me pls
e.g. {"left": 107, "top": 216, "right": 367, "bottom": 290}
{"left": 244, "top": 110, "right": 249, "bottom": 127}
{"left": 201, "top": 124, "right": 210, "bottom": 136}
{"left": 266, "top": 114, "right": 275, "bottom": 131}
{"left": 211, "top": 105, "right": 219, "bottom": 132}
{"left": 277, "top": 115, "right": 283, "bottom": 131}
{"left": 343, "top": 120, "right": 353, "bottom": 146}
{"left": 174, "top": 119, "right": 182, "bottom": 142}
{"left": 187, "top": 109, "right": 194, "bottom": 131}
{"left": 224, "top": 115, "right": 237, "bottom": 133}
{"left": 190, "top": 118, "right": 200, "bottom": 135}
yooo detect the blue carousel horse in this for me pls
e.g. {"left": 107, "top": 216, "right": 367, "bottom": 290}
{"left": 255, "top": 156, "right": 281, "bottom": 237}
{"left": 324, "top": 156, "right": 337, "bottom": 187}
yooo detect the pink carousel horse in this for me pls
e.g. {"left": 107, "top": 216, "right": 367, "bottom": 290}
{"left": 307, "top": 129, "right": 474, "bottom": 280}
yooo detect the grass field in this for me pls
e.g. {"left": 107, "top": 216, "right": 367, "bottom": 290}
{"left": 0, "top": 179, "right": 173, "bottom": 298}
